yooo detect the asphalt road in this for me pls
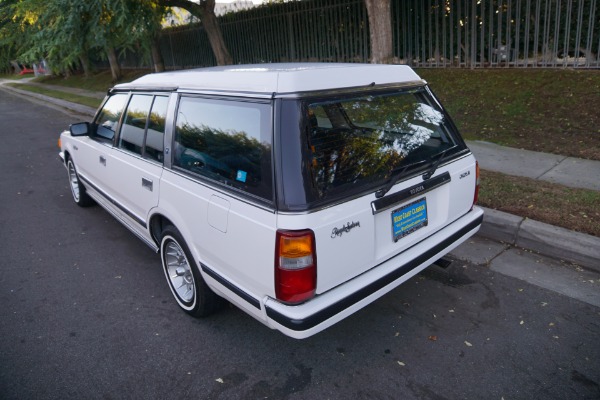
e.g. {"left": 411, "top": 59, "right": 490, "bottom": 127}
{"left": 1, "top": 89, "right": 599, "bottom": 400}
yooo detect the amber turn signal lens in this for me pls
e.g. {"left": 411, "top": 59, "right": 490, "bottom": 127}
{"left": 279, "top": 234, "right": 312, "bottom": 259}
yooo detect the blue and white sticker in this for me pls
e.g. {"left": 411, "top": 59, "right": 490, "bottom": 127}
{"left": 236, "top": 170, "right": 247, "bottom": 183}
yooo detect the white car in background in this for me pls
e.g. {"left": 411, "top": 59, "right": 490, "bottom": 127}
{"left": 59, "top": 63, "right": 483, "bottom": 339}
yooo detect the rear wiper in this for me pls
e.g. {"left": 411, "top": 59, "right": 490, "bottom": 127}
{"left": 375, "top": 159, "right": 428, "bottom": 198}
{"left": 422, "top": 145, "right": 457, "bottom": 180}
{"left": 375, "top": 145, "right": 458, "bottom": 199}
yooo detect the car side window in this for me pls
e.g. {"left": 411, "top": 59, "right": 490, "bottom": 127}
{"left": 145, "top": 96, "right": 168, "bottom": 162}
{"left": 173, "top": 96, "right": 272, "bottom": 200}
{"left": 119, "top": 95, "right": 153, "bottom": 156}
{"left": 95, "top": 93, "right": 128, "bottom": 142}
{"left": 118, "top": 94, "right": 168, "bottom": 162}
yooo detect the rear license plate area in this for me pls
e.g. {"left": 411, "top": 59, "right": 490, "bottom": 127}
{"left": 391, "top": 197, "right": 428, "bottom": 242}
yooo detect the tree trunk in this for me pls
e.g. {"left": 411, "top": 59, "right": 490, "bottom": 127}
{"left": 151, "top": 36, "right": 165, "bottom": 73}
{"left": 159, "top": 0, "right": 232, "bottom": 66}
{"left": 106, "top": 46, "right": 122, "bottom": 81}
{"left": 200, "top": 0, "right": 232, "bottom": 65}
{"left": 364, "top": 0, "right": 393, "bottom": 64}
{"left": 79, "top": 53, "right": 92, "bottom": 78}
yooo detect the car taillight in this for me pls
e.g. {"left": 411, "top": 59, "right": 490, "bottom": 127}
{"left": 58, "top": 137, "right": 62, "bottom": 149}
{"left": 275, "top": 229, "right": 316, "bottom": 304}
{"left": 473, "top": 161, "right": 480, "bottom": 207}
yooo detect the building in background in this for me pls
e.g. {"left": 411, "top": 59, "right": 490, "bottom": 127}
{"left": 164, "top": 0, "right": 260, "bottom": 27}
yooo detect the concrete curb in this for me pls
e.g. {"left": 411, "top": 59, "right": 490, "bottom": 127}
{"left": 478, "top": 207, "right": 600, "bottom": 273}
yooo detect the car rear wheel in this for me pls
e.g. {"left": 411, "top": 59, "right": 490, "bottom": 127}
{"left": 160, "top": 225, "right": 220, "bottom": 317}
{"left": 67, "top": 159, "right": 94, "bottom": 207}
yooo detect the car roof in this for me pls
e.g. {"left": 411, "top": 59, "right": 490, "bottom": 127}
{"left": 113, "top": 63, "right": 424, "bottom": 95}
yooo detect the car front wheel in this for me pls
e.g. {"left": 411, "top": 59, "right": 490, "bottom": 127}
{"left": 67, "top": 159, "right": 94, "bottom": 207}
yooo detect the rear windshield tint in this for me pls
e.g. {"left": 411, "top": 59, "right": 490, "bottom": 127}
{"left": 282, "top": 87, "right": 462, "bottom": 208}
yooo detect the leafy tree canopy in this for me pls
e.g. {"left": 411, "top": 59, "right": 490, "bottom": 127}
{"left": 1, "top": 0, "right": 166, "bottom": 75}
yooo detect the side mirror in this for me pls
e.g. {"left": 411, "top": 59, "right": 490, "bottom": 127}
{"left": 70, "top": 122, "right": 90, "bottom": 137}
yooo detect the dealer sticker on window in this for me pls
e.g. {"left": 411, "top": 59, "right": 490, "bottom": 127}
{"left": 391, "top": 197, "right": 428, "bottom": 242}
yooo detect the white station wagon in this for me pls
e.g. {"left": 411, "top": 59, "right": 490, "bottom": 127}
{"left": 59, "top": 63, "right": 483, "bottom": 339}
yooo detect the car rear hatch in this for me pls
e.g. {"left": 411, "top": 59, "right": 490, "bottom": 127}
{"left": 276, "top": 85, "right": 477, "bottom": 295}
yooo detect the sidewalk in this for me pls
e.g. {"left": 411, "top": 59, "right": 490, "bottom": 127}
{"left": 468, "top": 140, "right": 600, "bottom": 192}
{"left": 1, "top": 78, "right": 599, "bottom": 274}
{"left": 465, "top": 141, "right": 600, "bottom": 273}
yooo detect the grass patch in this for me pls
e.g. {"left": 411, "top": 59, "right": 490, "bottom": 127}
{"left": 418, "top": 69, "right": 600, "bottom": 161}
{"left": 6, "top": 83, "right": 102, "bottom": 109}
{"left": 35, "top": 69, "right": 151, "bottom": 92}
{"left": 479, "top": 169, "right": 600, "bottom": 236}
{"left": 0, "top": 74, "right": 32, "bottom": 80}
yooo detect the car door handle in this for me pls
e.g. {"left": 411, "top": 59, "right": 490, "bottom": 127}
{"left": 99, "top": 156, "right": 106, "bottom": 166}
{"left": 142, "top": 178, "right": 153, "bottom": 191}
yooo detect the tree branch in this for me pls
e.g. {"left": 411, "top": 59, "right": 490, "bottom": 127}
{"left": 158, "top": 0, "right": 205, "bottom": 19}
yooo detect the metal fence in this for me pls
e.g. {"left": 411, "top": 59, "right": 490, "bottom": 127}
{"left": 395, "top": 0, "right": 600, "bottom": 68}
{"left": 158, "top": 0, "right": 370, "bottom": 68}
{"left": 220, "top": 0, "right": 370, "bottom": 63}
{"left": 157, "top": 0, "right": 599, "bottom": 69}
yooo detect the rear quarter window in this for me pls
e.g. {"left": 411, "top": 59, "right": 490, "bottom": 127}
{"left": 173, "top": 96, "right": 273, "bottom": 201}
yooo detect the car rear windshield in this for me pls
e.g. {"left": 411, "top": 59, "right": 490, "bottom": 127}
{"left": 278, "top": 86, "right": 464, "bottom": 210}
